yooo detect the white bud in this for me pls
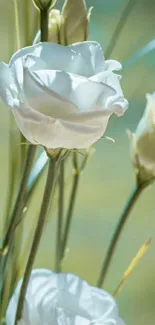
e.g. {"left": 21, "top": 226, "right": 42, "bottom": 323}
{"left": 60, "top": 0, "right": 91, "bottom": 45}
{"left": 130, "top": 93, "right": 155, "bottom": 183}
{"left": 33, "top": 9, "right": 61, "bottom": 44}
{"left": 48, "top": 9, "right": 61, "bottom": 42}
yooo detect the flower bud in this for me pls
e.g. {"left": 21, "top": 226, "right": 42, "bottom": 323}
{"left": 129, "top": 93, "right": 155, "bottom": 183}
{"left": 33, "top": 9, "right": 61, "bottom": 44}
{"left": 32, "top": 0, "right": 56, "bottom": 11}
{"left": 60, "top": 0, "right": 92, "bottom": 45}
{"left": 48, "top": 9, "right": 61, "bottom": 42}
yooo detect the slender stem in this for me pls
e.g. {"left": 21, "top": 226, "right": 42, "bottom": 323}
{"left": 13, "top": 0, "right": 20, "bottom": 50}
{"left": 105, "top": 0, "right": 135, "bottom": 58}
{"left": 0, "top": 145, "right": 35, "bottom": 315}
{"left": 55, "top": 160, "right": 64, "bottom": 272}
{"left": 15, "top": 156, "right": 60, "bottom": 323}
{"left": 97, "top": 182, "right": 145, "bottom": 288}
{"left": 40, "top": 8, "right": 48, "bottom": 42}
{"left": 24, "top": 0, "right": 29, "bottom": 46}
{"left": 3, "top": 116, "right": 20, "bottom": 232}
{"left": 61, "top": 171, "right": 80, "bottom": 261}
{"left": 2, "top": 145, "right": 35, "bottom": 253}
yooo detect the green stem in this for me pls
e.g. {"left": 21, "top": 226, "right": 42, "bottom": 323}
{"left": 15, "top": 156, "right": 60, "bottom": 324}
{"left": 2, "top": 145, "right": 35, "bottom": 254}
{"left": 97, "top": 182, "right": 145, "bottom": 288}
{"left": 3, "top": 116, "right": 19, "bottom": 232}
{"left": 40, "top": 8, "right": 48, "bottom": 42}
{"left": 13, "top": 0, "right": 20, "bottom": 50}
{"left": 61, "top": 170, "right": 80, "bottom": 261}
{"left": 55, "top": 160, "right": 64, "bottom": 272}
{"left": 0, "top": 145, "right": 35, "bottom": 314}
{"left": 105, "top": 0, "right": 135, "bottom": 58}
{"left": 24, "top": 0, "right": 29, "bottom": 46}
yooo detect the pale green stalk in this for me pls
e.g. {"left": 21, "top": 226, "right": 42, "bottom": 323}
{"left": 97, "top": 181, "right": 148, "bottom": 288}
{"left": 13, "top": 0, "right": 20, "bottom": 50}
{"left": 55, "top": 159, "right": 65, "bottom": 272}
{"left": 0, "top": 145, "right": 36, "bottom": 311}
{"left": 105, "top": 0, "right": 135, "bottom": 58}
{"left": 60, "top": 150, "right": 92, "bottom": 263}
{"left": 40, "top": 8, "right": 48, "bottom": 42}
{"left": 15, "top": 155, "right": 61, "bottom": 323}
{"left": 24, "top": 0, "right": 30, "bottom": 45}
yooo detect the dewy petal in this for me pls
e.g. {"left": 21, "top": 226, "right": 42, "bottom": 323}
{"left": 0, "top": 62, "right": 20, "bottom": 108}
{"left": 6, "top": 269, "right": 125, "bottom": 325}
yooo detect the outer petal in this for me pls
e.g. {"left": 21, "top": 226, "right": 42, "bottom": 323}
{"left": 67, "top": 41, "right": 105, "bottom": 77}
{"left": 23, "top": 68, "right": 78, "bottom": 117}
{"left": 6, "top": 269, "right": 125, "bottom": 325}
{"left": 90, "top": 72, "right": 128, "bottom": 116}
{"left": 9, "top": 41, "right": 105, "bottom": 78}
{"left": 0, "top": 62, "right": 21, "bottom": 108}
{"left": 104, "top": 60, "right": 122, "bottom": 72}
{"left": 12, "top": 105, "right": 112, "bottom": 148}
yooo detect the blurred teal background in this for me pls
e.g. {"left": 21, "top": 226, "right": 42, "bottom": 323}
{"left": 0, "top": 0, "right": 155, "bottom": 324}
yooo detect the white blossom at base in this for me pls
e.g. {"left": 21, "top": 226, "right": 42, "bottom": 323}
{"left": 6, "top": 269, "right": 126, "bottom": 325}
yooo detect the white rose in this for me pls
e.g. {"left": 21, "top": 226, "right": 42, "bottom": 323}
{"left": 130, "top": 93, "right": 155, "bottom": 181}
{"left": 6, "top": 269, "right": 126, "bottom": 325}
{"left": 0, "top": 41, "right": 128, "bottom": 149}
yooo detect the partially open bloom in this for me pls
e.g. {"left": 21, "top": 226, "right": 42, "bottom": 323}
{"left": 0, "top": 41, "right": 128, "bottom": 149}
{"left": 6, "top": 269, "right": 126, "bottom": 325}
{"left": 130, "top": 93, "right": 155, "bottom": 182}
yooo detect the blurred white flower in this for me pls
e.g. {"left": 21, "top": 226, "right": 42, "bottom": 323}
{"left": 6, "top": 269, "right": 126, "bottom": 325}
{"left": 0, "top": 41, "right": 128, "bottom": 149}
{"left": 130, "top": 93, "right": 155, "bottom": 182}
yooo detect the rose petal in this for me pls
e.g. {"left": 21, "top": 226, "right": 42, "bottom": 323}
{"left": 34, "top": 69, "right": 115, "bottom": 113}
{"left": 67, "top": 41, "right": 105, "bottom": 77}
{"left": 90, "top": 72, "right": 128, "bottom": 116}
{"left": 0, "top": 62, "right": 20, "bottom": 108}
{"left": 12, "top": 104, "right": 112, "bottom": 148}
{"left": 23, "top": 68, "right": 78, "bottom": 117}
{"left": 9, "top": 42, "right": 105, "bottom": 78}
{"left": 6, "top": 270, "right": 125, "bottom": 325}
{"left": 104, "top": 60, "right": 122, "bottom": 71}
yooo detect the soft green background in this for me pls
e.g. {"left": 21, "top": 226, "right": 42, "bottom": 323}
{"left": 0, "top": 0, "right": 155, "bottom": 324}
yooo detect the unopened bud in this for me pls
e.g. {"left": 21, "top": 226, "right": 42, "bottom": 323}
{"left": 48, "top": 9, "right": 61, "bottom": 42}
{"left": 32, "top": 0, "right": 56, "bottom": 11}
{"left": 33, "top": 9, "right": 61, "bottom": 44}
{"left": 129, "top": 93, "right": 155, "bottom": 184}
{"left": 60, "top": 0, "right": 92, "bottom": 45}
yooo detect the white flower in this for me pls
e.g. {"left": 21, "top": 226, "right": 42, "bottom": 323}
{"left": 0, "top": 41, "right": 128, "bottom": 149}
{"left": 6, "top": 269, "right": 126, "bottom": 325}
{"left": 130, "top": 93, "right": 155, "bottom": 181}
